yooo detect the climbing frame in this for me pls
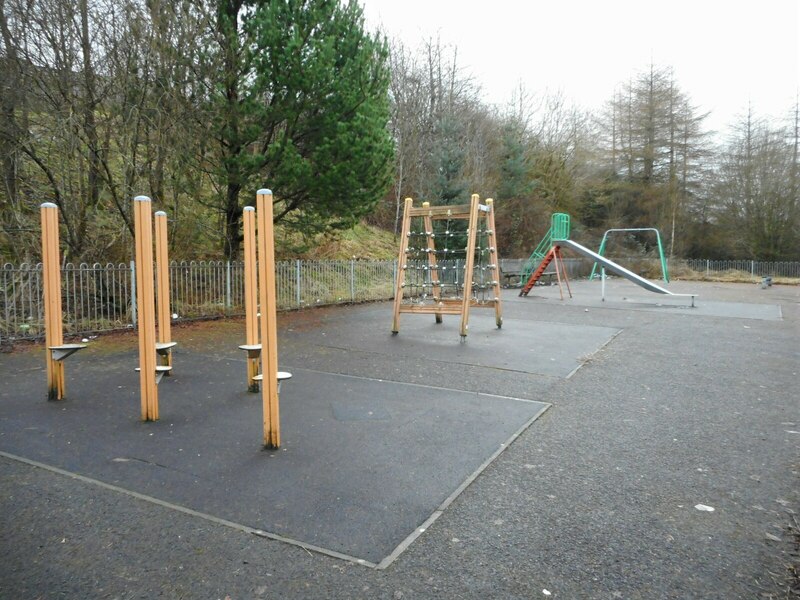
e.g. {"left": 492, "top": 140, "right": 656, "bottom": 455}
{"left": 391, "top": 194, "right": 502, "bottom": 338}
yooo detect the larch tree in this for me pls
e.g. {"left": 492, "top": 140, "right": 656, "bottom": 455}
{"left": 597, "top": 64, "right": 709, "bottom": 255}
{"left": 714, "top": 107, "right": 799, "bottom": 259}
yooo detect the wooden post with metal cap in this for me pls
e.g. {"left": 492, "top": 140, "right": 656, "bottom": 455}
{"left": 256, "top": 189, "right": 281, "bottom": 447}
{"left": 41, "top": 201, "right": 65, "bottom": 400}
{"left": 154, "top": 211, "right": 176, "bottom": 373}
{"left": 241, "top": 206, "right": 260, "bottom": 392}
{"left": 40, "top": 202, "right": 86, "bottom": 400}
{"left": 134, "top": 195, "right": 160, "bottom": 421}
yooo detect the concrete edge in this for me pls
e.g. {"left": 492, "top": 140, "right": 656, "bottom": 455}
{"left": 0, "top": 451, "right": 378, "bottom": 569}
{"left": 375, "top": 402, "right": 552, "bottom": 570}
{"left": 286, "top": 366, "right": 551, "bottom": 404}
{"left": 0, "top": 390, "right": 552, "bottom": 571}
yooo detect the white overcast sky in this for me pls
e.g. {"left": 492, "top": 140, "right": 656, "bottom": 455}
{"left": 359, "top": 0, "right": 799, "bottom": 134}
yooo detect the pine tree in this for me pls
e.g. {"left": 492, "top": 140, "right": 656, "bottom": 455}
{"left": 201, "top": 0, "right": 394, "bottom": 258}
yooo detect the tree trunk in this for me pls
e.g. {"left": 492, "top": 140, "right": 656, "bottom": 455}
{"left": 0, "top": 0, "right": 19, "bottom": 213}
{"left": 79, "top": 0, "right": 101, "bottom": 210}
{"left": 224, "top": 183, "right": 242, "bottom": 259}
{"left": 219, "top": 0, "right": 244, "bottom": 260}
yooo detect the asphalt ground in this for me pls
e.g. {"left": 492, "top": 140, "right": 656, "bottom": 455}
{"left": 1, "top": 279, "right": 798, "bottom": 599}
{"left": 0, "top": 357, "right": 548, "bottom": 565}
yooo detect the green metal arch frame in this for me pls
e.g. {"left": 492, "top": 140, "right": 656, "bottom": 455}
{"left": 590, "top": 228, "right": 669, "bottom": 283}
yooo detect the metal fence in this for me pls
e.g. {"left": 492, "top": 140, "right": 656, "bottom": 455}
{"left": 1, "top": 257, "right": 798, "bottom": 341}
{"left": 498, "top": 257, "right": 590, "bottom": 282}
{"left": 1, "top": 260, "right": 397, "bottom": 341}
{"left": 678, "top": 259, "right": 800, "bottom": 279}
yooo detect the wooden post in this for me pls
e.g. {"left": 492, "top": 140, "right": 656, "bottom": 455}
{"left": 459, "top": 194, "right": 480, "bottom": 338}
{"left": 242, "top": 206, "right": 260, "bottom": 392}
{"left": 422, "top": 201, "right": 443, "bottom": 324}
{"left": 485, "top": 199, "right": 503, "bottom": 328}
{"left": 40, "top": 202, "right": 65, "bottom": 400}
{"left": 134, "top": 196, "right": 159, "bottom": 421}
{"left": 154, "top": 211, "right": 172, "bottom": 372}
{"left": 391, "top": 198, "right": 413, "bottom": 334}
{"left": 256, "top": 189, "right": 280, "bottom": 448}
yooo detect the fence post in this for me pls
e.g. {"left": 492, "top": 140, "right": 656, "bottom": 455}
{"left": 706, "top": 259, "right": 710, "bottom": 278}
{"left": 393, "top": 260, "right": 397, "bottom": 296}
{"left": 226, "top": 260, "right": 232, "bottom": 309}
{"left": 751, "top": 260, "right": 755, "bottom": 277}
{"left": 130, "top": 260, "right": 137, "bottom": 328}
{"left": 296, "top": 259, "right": 301, "bottom": 308}
{"left": 350, "top": 259, "right": 355, "bottom": 302}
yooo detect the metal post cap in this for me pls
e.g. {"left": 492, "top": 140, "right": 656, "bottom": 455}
{"left": 134, "top": 195, "right": 152, "bottom": 202}
{"left": 40, "top": 202, "right": 57, "bottom": 208}
{"left": 257, "top": 188, "right": 272, "bottom": 195}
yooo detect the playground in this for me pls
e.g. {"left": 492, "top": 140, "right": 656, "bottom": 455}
{"left": 1, "top": 198, "right": 799, "bottom": 597}
{"left": 2, "top": 279, "right": 799, "bottom": 597}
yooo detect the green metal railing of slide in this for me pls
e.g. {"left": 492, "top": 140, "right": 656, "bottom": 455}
{"left": 519, "top": 213, "right": 572, "bottom": 282}
{"left": 2, "top": 257, "right": 798, "bottom": 341}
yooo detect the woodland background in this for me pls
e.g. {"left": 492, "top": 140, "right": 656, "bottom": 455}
{"left": 1, "top": 0, "right": 798, "bottom": 265}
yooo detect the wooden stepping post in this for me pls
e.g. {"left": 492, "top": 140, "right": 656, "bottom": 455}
{"left": 41, "top": 202, "right": 64, "bottom": 400}
{"left": 256, "top": 189, "right": 281, "bottom": 448}
{"left": 154, "top": 211, "right": 175, "bottom": 373}
{"left": 40, "top": 202, "right": 85, "bottom": 400}
{"left": 240, "top": 206, "right": 261, "bottom": 392}
{"left": 134, "top": 196, "right": 159, "bottom": 421}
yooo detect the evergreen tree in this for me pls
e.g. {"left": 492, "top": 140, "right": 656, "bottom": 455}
{"left": 430, "top": 114, "right": 467, "bottom": 204}
{"left": 497, "top": 121, "right": 532, "bottom": 202}
{"left": 201, "top": 0, "right": 394, "bottom": 258}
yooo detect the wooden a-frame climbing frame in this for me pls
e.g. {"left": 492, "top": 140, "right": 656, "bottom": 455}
{"left": 391, "top": 194, "right": 503, "bottom": 338}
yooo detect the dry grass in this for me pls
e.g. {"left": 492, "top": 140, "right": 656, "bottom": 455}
{"left": 275, "top": 221, "right": 397, "bottom": 261}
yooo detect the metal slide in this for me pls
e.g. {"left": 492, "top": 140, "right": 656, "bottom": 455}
{"left": 558, "top": 239, "right": 695, "bottom": 298}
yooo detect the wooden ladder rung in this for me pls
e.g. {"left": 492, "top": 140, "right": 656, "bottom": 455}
{"left": 399, "top": 305, "right": 463, "bottom": 315}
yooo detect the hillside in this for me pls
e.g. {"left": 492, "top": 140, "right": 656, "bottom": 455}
{"left": 276, "top": 222, "right": 399, "bottom": 261}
